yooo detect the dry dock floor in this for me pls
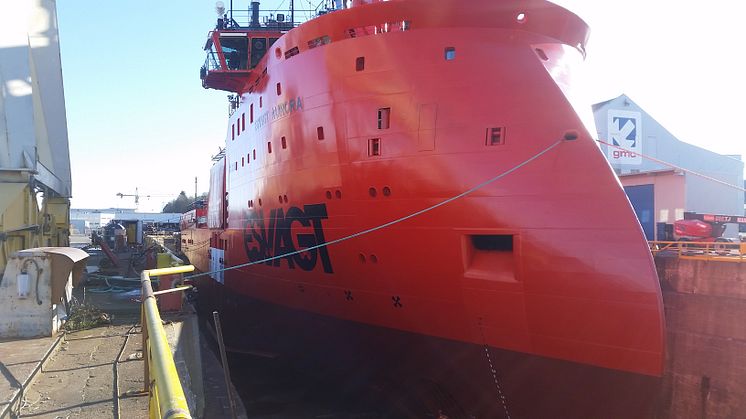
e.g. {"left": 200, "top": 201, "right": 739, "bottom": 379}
{"left": 1, "top": 244, "right": 245, "bottom": 419}
{"left": 18, "top": 324, "right": 146, "bottom": 419}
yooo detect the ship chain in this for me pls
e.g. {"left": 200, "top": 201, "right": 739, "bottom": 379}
{"left": 478, "top": 319, "right": 511, "bottom": 419}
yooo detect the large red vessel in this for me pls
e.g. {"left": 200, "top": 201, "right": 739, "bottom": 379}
{"left": 182, "top": 0, "right": 666, "bottom": 416}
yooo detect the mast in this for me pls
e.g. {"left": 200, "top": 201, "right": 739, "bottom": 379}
{"left": 290, "top": 0, "right": 294, "bottom": 26}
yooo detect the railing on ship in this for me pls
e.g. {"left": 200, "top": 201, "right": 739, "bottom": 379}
{"left": 221, "top": 7, "right": 327, "bottom": 29}
{"left": 140, "top": 265, "right": 195, "bottom": 419}
{"left": 649, "top": 241, "right": 746, "bottom": 262}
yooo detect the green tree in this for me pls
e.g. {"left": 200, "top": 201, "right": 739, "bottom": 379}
{"left": 162, "top": 191, "right": 192, "bottom": 213}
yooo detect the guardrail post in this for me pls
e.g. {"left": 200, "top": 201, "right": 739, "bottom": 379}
{"left": 141, "top": 302, "right": 149, "bottom": 394}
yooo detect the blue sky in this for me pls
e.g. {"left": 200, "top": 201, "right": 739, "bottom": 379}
{"left": 57, "top": 1, "right": 745, "bottom": 211}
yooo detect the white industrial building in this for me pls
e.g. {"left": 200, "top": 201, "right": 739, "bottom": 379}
{"left": 70, "top": 208, "right": 181, "bottom": 234}
{"left": 593, "top": 94, "right": 744, "bottom": 240}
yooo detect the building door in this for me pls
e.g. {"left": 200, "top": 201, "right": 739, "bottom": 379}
{"left": 624, "top": 184, "right": 655, "bottom": 240}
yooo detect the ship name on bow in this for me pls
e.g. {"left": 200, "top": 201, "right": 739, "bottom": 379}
{"left": 254, "top": 96, "right": 303, "bottom": 130}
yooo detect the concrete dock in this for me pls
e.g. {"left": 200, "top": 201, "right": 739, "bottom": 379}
{"left": 0, "top": 247, "right": 246, "bottom": 419}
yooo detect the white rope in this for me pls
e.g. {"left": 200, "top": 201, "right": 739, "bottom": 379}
{"left": 185, "top": 139, "right": 564, "bottom": 280}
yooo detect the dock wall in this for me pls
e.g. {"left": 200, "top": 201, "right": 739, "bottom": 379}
{"left": 656, "top": 257, "right": 746, "bottom": 418}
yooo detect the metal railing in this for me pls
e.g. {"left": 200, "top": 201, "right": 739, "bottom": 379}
{"left": 140, "top": 265, "right": 195, "bottom": 419}
{"left": 649, "top": 241, "right": 746, "bottom": 262}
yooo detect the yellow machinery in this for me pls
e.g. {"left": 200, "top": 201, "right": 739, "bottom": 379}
{"left": 0, "top": 0, "right": 72, "bottom": 272}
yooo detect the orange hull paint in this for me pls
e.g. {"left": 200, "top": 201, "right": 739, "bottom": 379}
{"left": 184, "top": 0, "right": 665, "bottom": 414}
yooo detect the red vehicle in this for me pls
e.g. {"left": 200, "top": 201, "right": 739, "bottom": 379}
{"left": 181, "top": 1, "right": 665, "bottom": 417}
{"left": 674, "top": 212, "right": 746, "bottom": 242}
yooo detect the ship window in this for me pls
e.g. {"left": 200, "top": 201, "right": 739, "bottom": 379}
{"left": 356, "top": 56, "right": 365, "bottom": 71}
{"left": 235, "top": 162, "right": 238, "bottom": 171}
{"left": 242, "top": 113, "right": 246, "bottom": 130}
{"left": 259, "top": 96, "right": 263, "bottom": 108}
{"left": 242, "top": 157, "right": 245, "bottom": 167}
{"left": 486, "top": 127, "right": 505, "bottom": 146}
{"left": 378, "top": 108, "right": 390, "bottom": 129}
{"left": 220, "top": 36, "right": 249, "bottom": 70}
{"left": 253, "top": 149, "right": 256, "bottom": 160}
{"left": 232, "top": 124, "right": 235, "bottom": 140}
{"left": 284, "top": 47, "right": 300, "bottom": 59}
{"left": 535, "top": 48, "right": 549, "bottom": 61}
{"left": 471, "top": 235, "right": 513, "bottom": 252}
{"left": 308, "top": 35, "right": 331, "bottom": 49}
{"left": 445, "top": 47, "right": 456, "bottom": 60}
{"left": 368, "top": 138, "right": 381, "bottom": 156}
{"left": 401, "top": 20, "right": 411, "bottom": 31}
{"left": 281, "top": 136, "right": 287, "bottom": 149}
{"left": 247, "top": 153, "right": 250, "bottom": 164}
{"left": 276, "top": 82, "right": 282, "bottom": 95}
{"left": 268, "top": 141, "right": 272, "bottom": 153}
{"left": 317, "top": 126, "right": 325, "bottom": 140}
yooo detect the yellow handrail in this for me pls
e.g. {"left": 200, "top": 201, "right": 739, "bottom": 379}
{"left": 141, "top": 265, "right": 195, "bottom": 419}
{"left": 649, "top": 240, "right": 746, "bottom": 262}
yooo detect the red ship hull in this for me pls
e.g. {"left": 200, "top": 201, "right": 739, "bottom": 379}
{"left": 183, "top": 0, "right": 665, "bottom": 416}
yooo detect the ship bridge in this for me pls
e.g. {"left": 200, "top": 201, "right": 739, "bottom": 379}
{"left": 200, "top": 1, "right": 298, "bottom": 92}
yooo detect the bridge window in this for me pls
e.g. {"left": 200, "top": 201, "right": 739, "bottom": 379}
{"left": 276, "top": 82, "right": 282, "bottom": 96}
{"left": 220, "top": 36, "right": 248, "bottom": 70}
{"left": 356, "top": 56, "right": 365, "bottom": 71}
{"left": 250, "top": 37, "right": 268, "bottom": 68}
{"left": 317, "top": 126, "right": 325, "bottom": 140}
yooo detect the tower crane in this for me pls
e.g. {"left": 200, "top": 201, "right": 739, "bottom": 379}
{"left": 116, "top": 188, "right": 172, "bottom": 205}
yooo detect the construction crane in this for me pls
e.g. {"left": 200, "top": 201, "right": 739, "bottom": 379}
{"left": 116, "top": 187, "right": 172, "bottom": 205}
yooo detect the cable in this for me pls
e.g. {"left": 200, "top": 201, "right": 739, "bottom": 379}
{"left": 596, "top": 139, "right": 746, "bottom": 193}
{"left": 273, "top": 0, "right": 287, "bottom": 13}
{"left": 184, "top": 139, "right": 564, "bottom": 280}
